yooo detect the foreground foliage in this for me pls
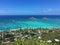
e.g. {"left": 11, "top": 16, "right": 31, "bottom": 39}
{"left": 10, "top": 38, "right": 60, "bottom": 45}
{"left": 1, "top": 28, "right": 60, "bottom": 45}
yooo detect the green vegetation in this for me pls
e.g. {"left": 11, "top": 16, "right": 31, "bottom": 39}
{"left": 10, "top": 38, "right": 60, "bottom": 45}
{"left": 1, "top": 28, "right": 60, "bottom": 45}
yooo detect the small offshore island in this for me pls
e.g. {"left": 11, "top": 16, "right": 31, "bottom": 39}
{"left": 0, "top": 15, "right": 60, "bottom": 45}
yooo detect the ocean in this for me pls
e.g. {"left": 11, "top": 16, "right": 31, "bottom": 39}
{"left": 0, "top": 15, "right": 60, "bottom": 31}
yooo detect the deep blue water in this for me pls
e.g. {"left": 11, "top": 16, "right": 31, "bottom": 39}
{"left": 0, "top": 15, "right": 60, "bottom": 31}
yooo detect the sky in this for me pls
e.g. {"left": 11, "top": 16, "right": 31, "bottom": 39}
{"left": 0, "top": 0, "right": 60, "bottom": 15}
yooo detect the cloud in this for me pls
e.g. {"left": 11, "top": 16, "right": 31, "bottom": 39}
{"left": 39, "top": 8, "right": 60, "bottom": 15}
{"left": 0, "top": 8, "right": 60, "bottom": 15}
{"left": 47, "top": 8, "right": 52, "bottom": 11}
{"left": 42, "top": 8, "right": 53, "bottom": 13}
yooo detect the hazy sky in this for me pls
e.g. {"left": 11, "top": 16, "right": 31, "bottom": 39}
{"left": 0, "top": 0, "right": 60, "bottom": 15}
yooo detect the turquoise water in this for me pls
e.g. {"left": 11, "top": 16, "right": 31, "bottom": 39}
{"left": 0, "top": 15, "right": 60, "bottom": 31}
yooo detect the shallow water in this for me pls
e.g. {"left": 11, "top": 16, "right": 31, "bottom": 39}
{"left": 0, "top": 15, "right": 60, "bottom": 31}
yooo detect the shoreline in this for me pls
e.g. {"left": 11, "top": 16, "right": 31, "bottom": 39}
{"left": 0, "top": 27, "right": 60, "bottom": 32}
